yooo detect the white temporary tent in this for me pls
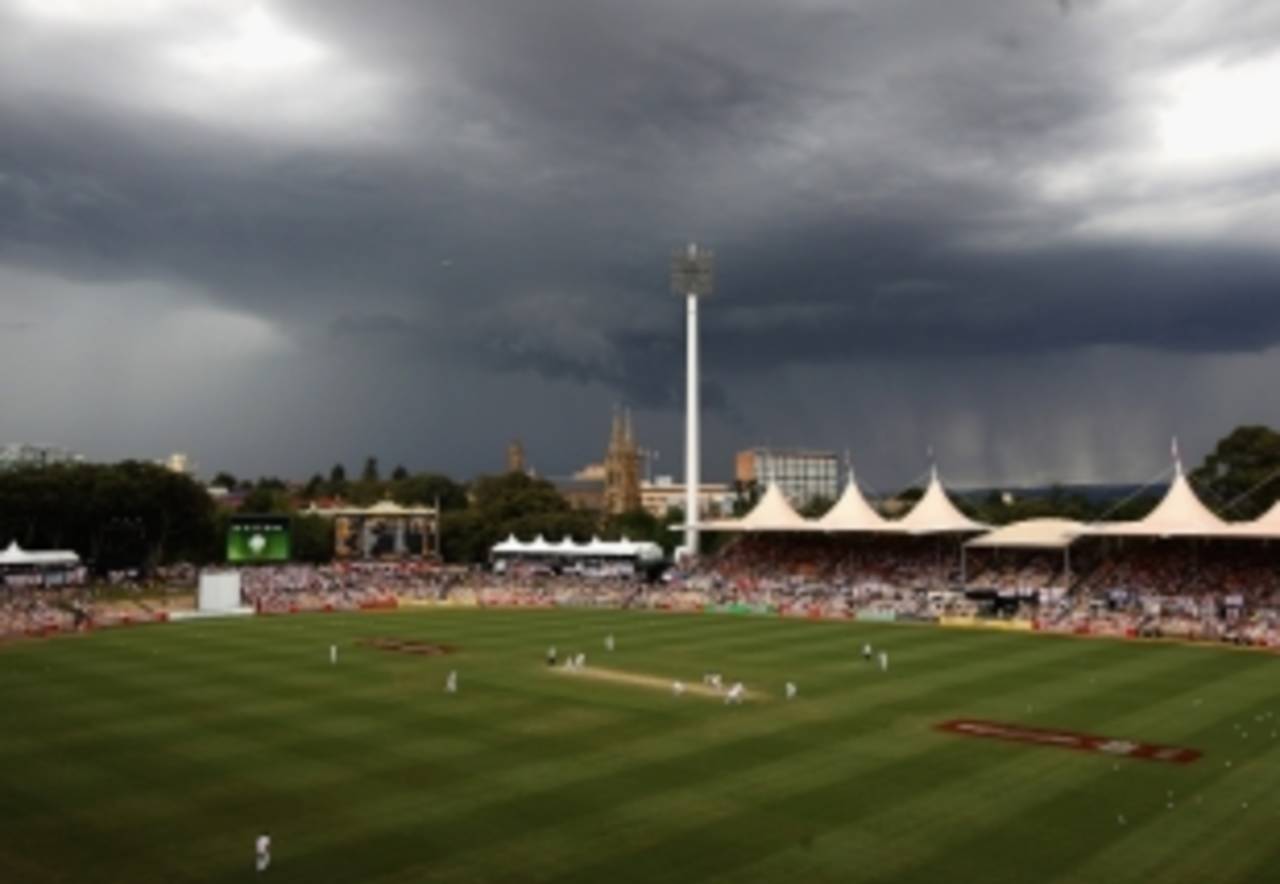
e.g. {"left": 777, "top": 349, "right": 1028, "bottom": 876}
{"left": 490, "top": 535, "right": 663, "bottom": 562}
{"left": 0, "top": 541, "right": 80, "bottom": 568}
{"left": 700, "top": 483, "right": 811, "bottom": 533}
{"left": 816, "top": 476, "right": 900, "bottom": 534}
{"left": 895, "top": 468, "right": 988, "bottom": 535}
{"left": 1087, "top": 462, "right": 1227, "bottom": 538}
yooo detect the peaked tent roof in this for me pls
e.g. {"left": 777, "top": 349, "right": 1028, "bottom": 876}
{"left": 489, "top": 535, "right": 662, "bottom": 560}
{"left": 700, "top": 483, "right": 812, "bottom": 532}
{"left": 895, "top": 468, "right": 988, "bottom": 535}
{"left": 1088, "top": 461, "right": 1227, "bottom": 538}
{"left": 0, "top": 541, "right": 80, "bottom": 567}
{"left": 816, "top": 476, "right": 900, "bottom": 533}
{"left": 1217, "top": 498, "right": 1280, "bottom": 539}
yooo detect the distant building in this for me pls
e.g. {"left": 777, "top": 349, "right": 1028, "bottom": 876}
{"left": 734, "top": 447, "right": 840, "bottom": 508}
{"left": 550, "top": 409, "right": 645, "bottom": 514}
{"left": 302, "top": 499, "right": 440, "bottom": 560}
{"left": 505, "top": 439, "right": 526, "bottom": 474}
{"left": 603, "top": 409, "right": 641, "bottom": 515}
{"left": 164, "top": 452, "right": 191, "bottom": 474}
{"left": 0, "top": 444, "right": 84, "bottom": 471}
{"left": 640, "top": 476, "right": 733, "bottom": 520}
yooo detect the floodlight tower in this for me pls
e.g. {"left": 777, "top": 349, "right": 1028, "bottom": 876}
{"left": 671, "top": 242, "right": 714, "bottom": 559}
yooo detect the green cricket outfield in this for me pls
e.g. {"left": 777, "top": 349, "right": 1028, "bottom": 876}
{"left": 2, "top": 608, "right": 1278, "bottom": 883}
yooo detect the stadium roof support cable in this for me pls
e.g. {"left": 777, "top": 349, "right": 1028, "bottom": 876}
{"left": 1083, "top": 464, "right": 1175, "bottom": 529}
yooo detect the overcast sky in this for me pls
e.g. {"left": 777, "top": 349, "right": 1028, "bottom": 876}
{"left": 4, "top": 0, "right": 1280, "bottom": 488}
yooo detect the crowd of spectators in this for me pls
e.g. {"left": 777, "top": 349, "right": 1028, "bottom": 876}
{"left": 7, "top": 536, "right": 1280, "bottom": 648}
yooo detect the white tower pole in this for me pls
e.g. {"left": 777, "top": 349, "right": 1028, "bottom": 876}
{"left": 671, "top": 241, "right": 713, "bottom": 563}
{"left": 685, "top": 288, "right": 700, "bottom": 557}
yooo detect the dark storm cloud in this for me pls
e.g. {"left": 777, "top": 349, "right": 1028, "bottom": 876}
{"left": 3, "top": 0, "right": 1280, "bottom": 480}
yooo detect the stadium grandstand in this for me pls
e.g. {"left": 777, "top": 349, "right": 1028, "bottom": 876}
{"left": 5, "top": 450, "right": 1280, "bottom": 648}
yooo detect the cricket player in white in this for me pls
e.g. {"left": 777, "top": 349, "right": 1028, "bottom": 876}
{"left": 445, "top": 670, "right": 458, "bottom": 693}
{"left": 329, "top": 644, "right": 337, "bottom": 665}
{"left": 255, "top": 832, "right": 271, "bottom": 873}
{"left": 725, "top": 682, "right": 745, "bottom": 705}
{"left": 863, "top": 643, "right": 872, "bottom": 662}
{"left": 605, "top": 634, "right": 615, "bottom": 652}
{"left": 672, "top": 680, "right": 685, "bottom": 696}
{"left": 878, "top": 651, "right": 889, "bottom": 672}
{"left": 575, "top": 652, "right": 586, "bottom": 668}
{"left": 785, "top": 681, "right": 797, "bottom": 700}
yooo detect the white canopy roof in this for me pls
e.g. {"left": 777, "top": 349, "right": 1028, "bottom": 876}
{"left": 701, "top": 483, "right": 811, "bottom": 533}
{"left": 966, "top": 518, "right": 1085, "bottom": 549}
{"left": 895, "top": 468, "right": 988, "bottom": 535}
{"left": 1215, "top": 499, "right": 1280, "bottom": 540}
{"left": 0, "top": 541, "right": 81, "bottom": 567}
{"left": 816, "top": 476, "right": 900, "bottom": 533}
{"left": 1088, "top": 462, "right": 1227, "bottom": 538}
{"left": 490, "top": 535, "right": 662, "bottom": 561}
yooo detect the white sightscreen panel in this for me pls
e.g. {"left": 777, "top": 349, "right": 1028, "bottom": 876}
{"left": 198, "top": 573, "right": 243, "bottom": 611}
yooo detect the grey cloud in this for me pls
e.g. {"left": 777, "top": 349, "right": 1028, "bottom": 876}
{"left": 2, "top": 0, "right": 1280, "bottom": 482}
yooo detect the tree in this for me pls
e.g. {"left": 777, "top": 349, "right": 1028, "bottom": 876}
{"left": 1191, "top": 425, "right": 1280, "bottom": 519}
{"left": 210, "top": 471, "right": 238, "bottom": 490}
{"left": 292, "top": 514, "right": 335, "bottom": 563}
{"left": 0, "top": 462, "right": 218, "bottom": 574}
{"left": 391, "top": 464, "right": 409, "bottom": 481}
{"left": 303, "top": 473, "right": 325, "bottom": 498}
{"left": 605, "top": 508, "right": 678, "bottom": 556}
{"left": 732, "top": 481, "right": 761, "bottom": 516}
{"left": 799, "top": 495, "right": 834, "bottom": 519}
{"left": 362, "top": 456, "right": 380, "bottom": 483}
{"left": 329, "top": 463, "right": 347, "bottom": 485}
{"left": 392, "top": 473, "right": 468, "bottom": 510}
{"left": 439, "top": 472, "right": 594, "bottom": 564}
{"left": 239, "top": 486, "right": 292, "bottom": 514}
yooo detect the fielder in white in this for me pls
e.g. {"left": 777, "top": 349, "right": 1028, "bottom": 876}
{"left": 785, "top": 681, "right": 798, "bottom": 700}
{"left": 575, "top": 653, "right": 586, "bottom": 669}
{"left": 725, "top": 682, "right": 745, "bottom": 705}
{"left": 672, "top": 680, "right": 685, "bottom": 697}
{"left": 255, "top": 832, "right": 271, "bottom": 873}
{"left": 329, "top": 644, "right": 337, "bottom": 666}
{"left": 445, "top": 670, "right": 458, "bottom": 693}
{"left": 604, "top": 634, "right": 615, "bottom": 652}
{"left": 878, "top": 651, "right": 889, "bottom": 672}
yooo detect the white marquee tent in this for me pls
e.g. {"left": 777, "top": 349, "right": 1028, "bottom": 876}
{"left": 700, "top": 483, "right": 811, "bottom": 533}
{"left": 490, "top": 534, "right": 664, "bottom": 562}
{"left": 895, "top": 468, "right": 988, "bottom": 535}
{"left": 0, "top": 541, "right": 80, "bottom": 568}
{"left": 816, "top": 475, "right": 901, "bottom": 534}
{"left": 1085, "top": 461, "right": 1227, "bottom": 539}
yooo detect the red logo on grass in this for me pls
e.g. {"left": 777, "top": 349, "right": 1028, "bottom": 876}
{"left": 937, "top": 719, "right": 1201, "bottom": 764}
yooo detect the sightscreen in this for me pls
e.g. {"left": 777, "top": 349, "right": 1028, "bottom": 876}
{"left": 227, "top": 516, "right": 291, "bottom": 563}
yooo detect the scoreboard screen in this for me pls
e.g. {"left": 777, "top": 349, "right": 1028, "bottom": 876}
{"left": 227, "top": 516, "right": 291, "bottom": 563}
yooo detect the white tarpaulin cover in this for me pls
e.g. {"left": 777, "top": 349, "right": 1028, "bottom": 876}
{"left": 965, "top": 518, "right": 1085, "bottom": 549}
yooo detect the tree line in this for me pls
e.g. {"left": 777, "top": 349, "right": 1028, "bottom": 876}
{"left": 4, "top": 426, "right": 1280, "bottom": 572}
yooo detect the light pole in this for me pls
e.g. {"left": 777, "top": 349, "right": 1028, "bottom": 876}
{"left": 670, "top": 242, "right": 714, "bottom": 560}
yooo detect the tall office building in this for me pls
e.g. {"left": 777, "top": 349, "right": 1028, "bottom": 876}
{"left": 734, "top": 447, "right": 840, "bottom": 508}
